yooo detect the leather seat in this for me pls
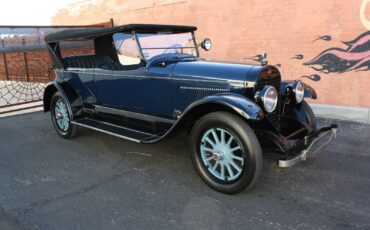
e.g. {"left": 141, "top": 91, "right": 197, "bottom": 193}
{"left": 101, "top": 61, "right": 145, "bottom": 71}
{"left": 63, "top": 55, "right": 145, "bottom": 70}
{"left": 63, "top": 55, "right": 113, "bottom": 69}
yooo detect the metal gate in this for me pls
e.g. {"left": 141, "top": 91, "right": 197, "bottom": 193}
{"left": 0, "top": 21, "right": 113, "bottom": 115}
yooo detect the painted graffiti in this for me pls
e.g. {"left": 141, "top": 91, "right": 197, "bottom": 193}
{"left": 291, "top": 54, "right": 304, "bottom": 60}
{"left": 301, "top": 74, "right": 321, "bottom": 82}
{"left": 312, "top": 35, "right": 332, "bottom": 43}
{"left": 304, "top": 31, "right": 370, "bottom": 73}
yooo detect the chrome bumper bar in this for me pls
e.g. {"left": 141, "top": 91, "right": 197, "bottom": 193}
{"left": 278, "top": 124, "right": 339, "bottom": 168}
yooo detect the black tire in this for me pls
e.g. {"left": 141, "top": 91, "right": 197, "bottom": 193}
{"left": 50, "top": 91, "right": 77, "bottom": 139}
{"left": 303, "top": 101, "right": 316, "bottom": 129}
{"left": 189, "top": 112, "right": 262, "bottom": 194}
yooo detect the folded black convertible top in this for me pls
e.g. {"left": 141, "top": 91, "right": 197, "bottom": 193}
{"left": 44, "top": 24, "right": 197, "bottom": 42}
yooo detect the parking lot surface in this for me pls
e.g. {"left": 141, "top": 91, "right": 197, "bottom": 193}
{"left": 0, "top": 112, "right": 369, "bottom": 229}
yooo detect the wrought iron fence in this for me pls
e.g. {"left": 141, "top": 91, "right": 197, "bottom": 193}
{"left": 0, "top": 23, "right": 111, "bottom": 112}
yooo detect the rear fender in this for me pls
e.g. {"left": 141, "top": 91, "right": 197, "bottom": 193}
{"left": 43, "top": 82, "right": 65, "bottom": 112}
{"left": 43, "top": 81, "right": 81, "bottom": 119}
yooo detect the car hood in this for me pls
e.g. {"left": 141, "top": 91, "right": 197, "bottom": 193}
{"left": 171, "top": 59, "right": 265, "bottom": 87}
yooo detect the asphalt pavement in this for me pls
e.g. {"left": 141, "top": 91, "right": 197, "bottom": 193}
{"left": 0, "top": 112, "right": 369, "bottom": 229}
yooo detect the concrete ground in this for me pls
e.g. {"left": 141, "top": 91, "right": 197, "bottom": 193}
{"left": 0, "top": 112, "right": 369, "bottom": 230}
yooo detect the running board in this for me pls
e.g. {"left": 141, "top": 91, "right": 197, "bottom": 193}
{"left": 72, "top": 118, "right": 159, "bottom": 143}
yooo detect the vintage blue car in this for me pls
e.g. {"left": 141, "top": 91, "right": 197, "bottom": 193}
{"left": 43, "top": 24, "right": 338, "bottom": 194}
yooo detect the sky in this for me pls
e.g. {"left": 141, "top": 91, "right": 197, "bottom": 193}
{"left": 0, "top": 0, "right": 77, "bottom": 25}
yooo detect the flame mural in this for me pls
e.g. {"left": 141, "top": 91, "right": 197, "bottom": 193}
{"left": 304, "top": 31, "right": 370, "bottom": 73}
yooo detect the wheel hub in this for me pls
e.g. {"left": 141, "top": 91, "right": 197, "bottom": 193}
{"left": 56, "top": 113, "right": 64, "bottom": 120}
{"left": 212, "top": 152, "right": 222, "bottom": 161}
{"left": 54, "top": 99, "right": 70, "bottom": 132}
{"left": 213, "top": 145, "right": 233, "bottom": 162}
{"left": 200, "top": 128, "right": 245, "bottom": 181}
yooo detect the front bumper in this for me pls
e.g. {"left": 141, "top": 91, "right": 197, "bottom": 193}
{"left": 278, "top": 123, "right": 339, "bottom": 167}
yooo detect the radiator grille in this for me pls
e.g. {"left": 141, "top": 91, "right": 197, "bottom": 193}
{"left": 255, "top": 70, "right": 281, "bottom": 131}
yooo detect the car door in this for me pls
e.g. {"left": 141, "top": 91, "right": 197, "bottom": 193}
{"left": 93, "top": 33, "right": 144, "bottom": 111}
{"left": 93, "top": 32, "right": 172, "bottom": 119}
{"left": 142, "top": 66, "right": 172, "bottom": 119}
{"left": 96, "top": 67, "right": 172, "bottom": 116}
{"left": 94, "top": 67, "right": 145, "bottom": 112}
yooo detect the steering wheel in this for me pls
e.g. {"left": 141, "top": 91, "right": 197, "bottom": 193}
{"left": 162, "top": 44, "right": 183, "bottom": 54}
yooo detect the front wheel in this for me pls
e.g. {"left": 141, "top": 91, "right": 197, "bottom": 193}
{"left": 50, "top": 91, "right": 77, "bottom": 138}
{"left": 189, "top": 112, "right": 262, "bottom": 194}
{"left": 303, "top": 101, "right": 317, "bottom": 130}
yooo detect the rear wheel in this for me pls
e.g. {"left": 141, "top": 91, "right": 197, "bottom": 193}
{"left": 189, "top": 112, "right": 262, "bottom": 194}
{"left": 50, "top": 91, "right": 77, "bottom": 138}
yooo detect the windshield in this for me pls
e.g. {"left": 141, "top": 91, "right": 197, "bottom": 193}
{"left": 137, "top": 32, "right": 198, "bottom": 60}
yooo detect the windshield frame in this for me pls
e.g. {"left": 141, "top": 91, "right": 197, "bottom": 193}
{"left": 132, "top": 31, "right": 199, "bottom": 61}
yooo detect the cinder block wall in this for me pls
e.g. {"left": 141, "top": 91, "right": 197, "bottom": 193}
{"left": 52, "top": 0, "right": 370, "bottom": 108}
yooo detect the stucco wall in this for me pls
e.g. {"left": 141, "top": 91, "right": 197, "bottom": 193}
{"left": 52, "top": 0, "right": 370, "bottom": 108}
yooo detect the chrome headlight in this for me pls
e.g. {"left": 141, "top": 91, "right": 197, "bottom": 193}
{"left": 201, "top": 38, "right": 212, "bottom": 51}
{"left": 293, "top": 80, "right": 304, "bottom": 103}
{"left": 259, "top": 86, "right": 278, "bottom": 113}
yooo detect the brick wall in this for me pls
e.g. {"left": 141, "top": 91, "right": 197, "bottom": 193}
{"left": 52, "top": 0, "right": 370, "bottom": 108}
{"left": 0, "top": 52, "right": 53, "bottom": 82}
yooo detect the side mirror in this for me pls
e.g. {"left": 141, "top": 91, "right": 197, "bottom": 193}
{"left": 200, "top": 38, "right": 212, "bottom": 51}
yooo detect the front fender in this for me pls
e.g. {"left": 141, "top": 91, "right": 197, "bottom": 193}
{"left": 144, "top": 93, "right": 263, "bottom": 143}
{"left": 280, "top": 80, "right": 317, "bottom": 99}
{"left": 302, "top": 83, "right": 317, "bottom": 99}
{"left": 184, "top": 93, "right": 264, "bottom": 120}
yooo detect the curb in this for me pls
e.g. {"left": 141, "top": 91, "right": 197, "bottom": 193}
{"left": 0, "top": 101, "right": 43, "bottom": 118}
{"left": 309, "top": 103, "right": 370, "bottom": 124}
{"left": 0, "top": 107, "right": 43, "bottom": 118}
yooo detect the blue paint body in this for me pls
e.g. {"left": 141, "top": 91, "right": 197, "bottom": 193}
{"left": 42, "top": 28, "right": 319, "bottom": 147}
{"left": 41, "top": 25, "right": 338, "bottom": 194}
{"left": 43, "top": 52, "right": 318, "bottom": 139}
{"left": 53, "top": 54, "right": 268, "bottom": 120}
